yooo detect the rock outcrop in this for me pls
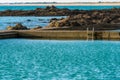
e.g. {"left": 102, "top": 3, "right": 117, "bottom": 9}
{"left": 0, "top": 6, "right": 119, "bottom": 16}
{"left": 4, "top": 6, "right": 120, "bottom": 30}
{"left": 46, "top": 8, "right": 120, "bottom": 30}
{"left": 7, "top": 23, "right": 28, "bottom": 30}
{"left": 0, "top": 6, "right": 72, "bottom": 16}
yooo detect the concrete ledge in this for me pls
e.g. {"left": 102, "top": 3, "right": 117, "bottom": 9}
{"left": 0, "top": 31, "right": 18, "bottom": 39}
{"left": 0, "top": 30, "right": 120, "bottom": 40}
{"left": 17, "top": 30, "right": 87, "bottom": 40}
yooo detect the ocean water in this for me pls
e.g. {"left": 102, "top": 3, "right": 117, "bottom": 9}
{"left": 0, "top": 39, "right": 120, "bottom": 80}
{"left": 0, "top": 6, "right": 120, "bottom": 11}
{"left": 0, "top": 16, "right": 66, "bottom": 30}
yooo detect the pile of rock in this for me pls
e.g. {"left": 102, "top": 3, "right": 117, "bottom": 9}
{"left": 7, "top": 23, "right": 28, "bottom": 30}
{"left": 46, "top": 9, "right": 120, "bottom": 30}
{"left": 0, "top": 6, "right": 70, "bottom": 16}
{"left": 6, "top": 23, "right": 43, "bottom": 30}
{"left": 0, "top": 6, "right": 119, "bottom": 17}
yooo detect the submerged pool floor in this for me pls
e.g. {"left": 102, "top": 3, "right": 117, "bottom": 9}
{"left": 0, "top": 39, "right": 120, "bottom": 80}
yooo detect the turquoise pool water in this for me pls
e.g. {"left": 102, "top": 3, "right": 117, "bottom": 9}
{"left": 0, "top": 39, "right": 120, "bottom": 80}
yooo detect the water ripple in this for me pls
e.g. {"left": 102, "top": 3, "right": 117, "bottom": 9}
{"left": 0, "top": 39, "right": 120, "bottom": 80}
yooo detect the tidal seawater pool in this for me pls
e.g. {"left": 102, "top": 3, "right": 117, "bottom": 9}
{"left": 0, "top": 39, "right": 120, "bottom": 80}
{"left": 0, "top": 16, "right": 66, "bottom": 30}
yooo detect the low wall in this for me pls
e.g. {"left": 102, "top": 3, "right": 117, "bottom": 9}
{"left": 0, "top": 30, "right": 120, "bottom": 40}
{"left": 95, "top": 31, "right": 120, "bottom": 40}
{"left": 17, "top": 30, "right": 120, "bottom": 40}
{"left": 0, "top": 31, "right": 17, "bottom": 39}
{"left": 17, "top": 30, "right": 87, "bottom": 40}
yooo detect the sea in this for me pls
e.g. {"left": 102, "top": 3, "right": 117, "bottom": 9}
{"left": 0, "top": 6, "right": 120, "bottom": 30}
{"left": 0, "top": 6, "right": 120, "bottom": 11}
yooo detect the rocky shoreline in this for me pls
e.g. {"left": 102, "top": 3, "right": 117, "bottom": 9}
{"left": 0, "top": 6, "right": 81, "bottom": 16}
{"left": 46, "top": 7, "right": 120, "bottom": 30}
{"left": 3, "top": 6, "right": 120, "bottom": 30}
{"left": 0, "top": 6, "right": 119, "bottom": 16}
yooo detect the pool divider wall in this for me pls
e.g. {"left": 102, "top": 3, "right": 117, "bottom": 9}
{"left": 0, "top": 31, "right": 18, "bottom": 39}
{"left": 0, "top": 30, "right": 120, "bottom": 40}
{"left": 17, "top": 30, "right": 87, "bottom": 40}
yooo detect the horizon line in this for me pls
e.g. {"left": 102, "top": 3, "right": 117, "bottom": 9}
{"left": 1, "top": 1, "right": 120, "bottom": 3}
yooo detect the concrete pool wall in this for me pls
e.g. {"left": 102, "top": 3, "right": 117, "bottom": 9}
{"left": 0, "top": 30, "right": 120, "bottom": 40}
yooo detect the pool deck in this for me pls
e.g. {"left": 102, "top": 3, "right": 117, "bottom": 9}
{"left": 0, "top": 30, "right": 120, "bottom": 40}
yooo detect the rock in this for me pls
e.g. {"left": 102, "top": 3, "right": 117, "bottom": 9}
{"left": 27, "top": 19, "right": 32, "bottom": 22}
{"left": 47, "top": 21, "right": 56, "bottom": 27}
{"left": 36, "top": 8, "right": 43, "bottom": 11}
{"left": 111, "top": 19, "right": 120, "bottom": 24}
{"left": 102, "top": 17, "right": 111, "bottom": 23}
{"left": 45, "top": 5, "right": 58, "bottom": 12}
{"left": 45, "top": 6, "right": 51, "bottom": 10}
{"left": 54, "top": 22, "right": 65, "bottom": 27}
{"left": 31, "top": 26, "right": 42, "bottom": 30}
{"left": 46, "top": 10, "right": 120, "bottom": 30}
{"left": 6, "top": 26, "right": 13, "bottom": 30}
{"left": 50, "top": 18, "right": 58, "bottom": 22}
{"left": 46, "top": 5, "right": 57, "bottom": 10}
{"left": 72, "top": 21, "right": 81, "bottom": 26}
{"left": 83, "top": 15, "right": 91, "bottom": 19}
{"left": 0, "top": 7, "right": 79, "bottom": 16}
{"left": 0, "top": 6, "right": 119, "bottom": 16}
{"left": 14, "top": 23, "right": 28, "bottom": 30}
{"left": 7, "top": 23, "right": 28, "bottom": 30}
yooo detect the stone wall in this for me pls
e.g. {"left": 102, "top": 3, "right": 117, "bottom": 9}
{"left": 0, "top": 30, "right": 120, "bottom": 40}
{"left": 17, "top": 30, "right": 120, "bottom": 40}
{"left": 0, "top": 31, "right": 18, "bottom": 39}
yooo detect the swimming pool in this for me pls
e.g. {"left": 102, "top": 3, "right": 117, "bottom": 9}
{"left": 0, "top": 39, "right": 119, "bottom": 80}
